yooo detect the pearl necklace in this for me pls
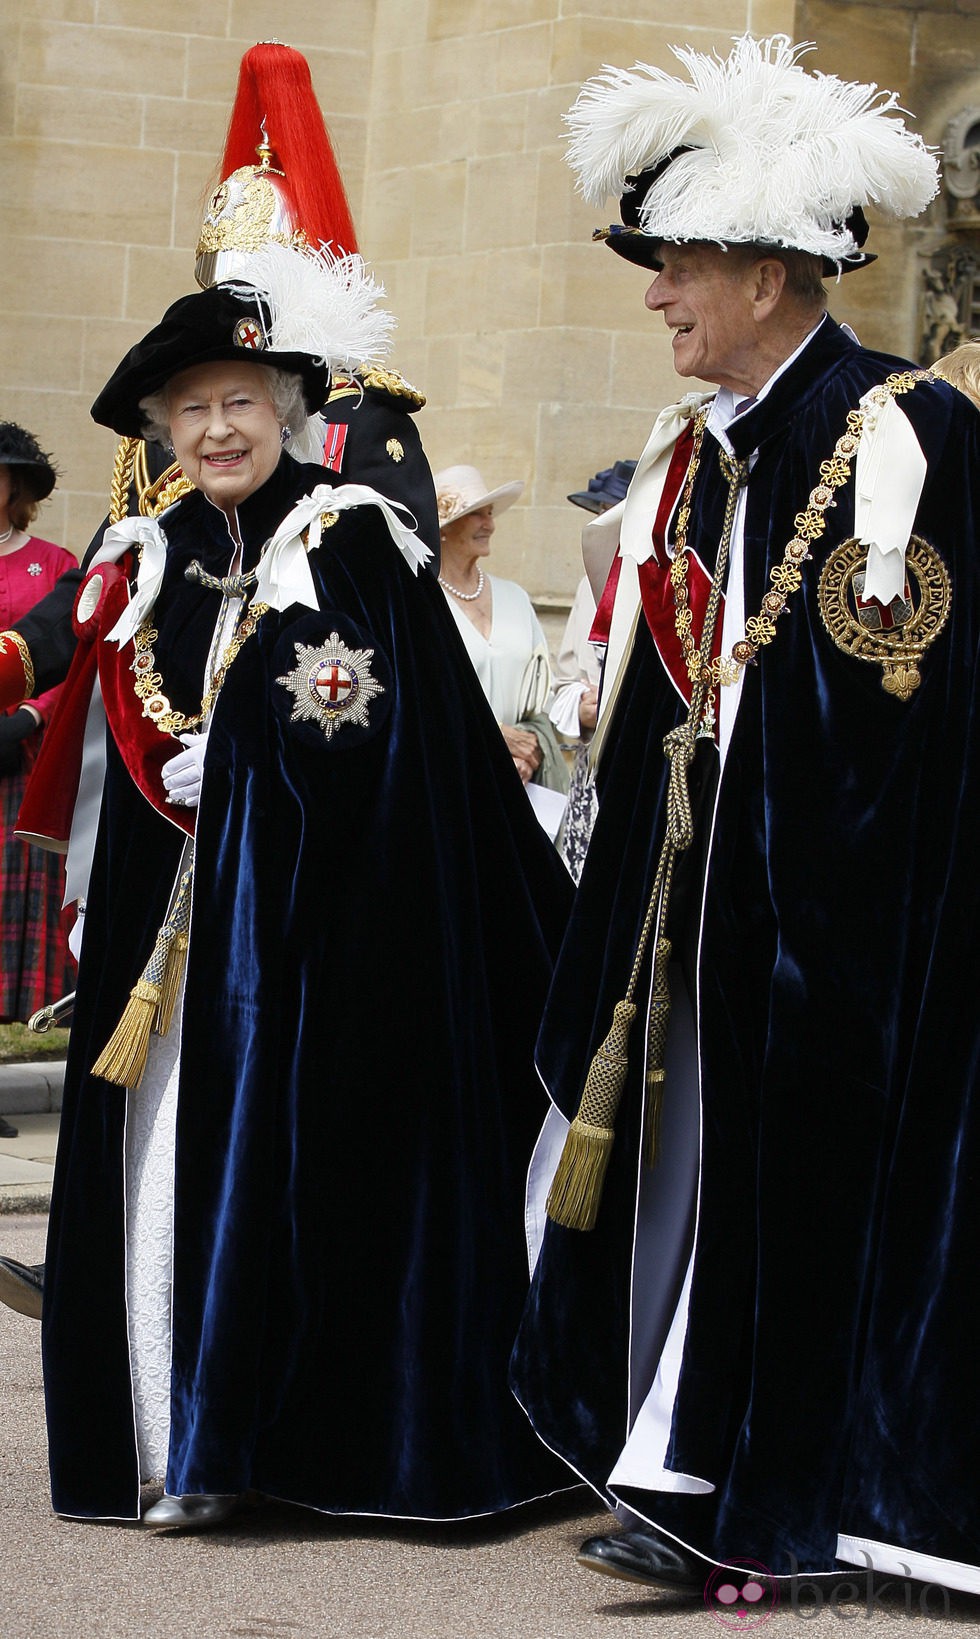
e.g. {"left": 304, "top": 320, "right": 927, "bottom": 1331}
{"left": 439, "top": 568, "right": 485, "bottom": 601}
{"left": 0, "top": 526, "right": 14, "bottom": 546}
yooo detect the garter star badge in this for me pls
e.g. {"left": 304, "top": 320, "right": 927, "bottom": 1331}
{"left": 818, "top": 535, "right": 951, "bottom": 701}
{"left": 276, "top": 631, "right": 385, "bottom": 741}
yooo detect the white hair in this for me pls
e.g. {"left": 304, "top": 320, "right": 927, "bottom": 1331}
{"left": 138, "top": 363, "right": 307, "bottom": 446}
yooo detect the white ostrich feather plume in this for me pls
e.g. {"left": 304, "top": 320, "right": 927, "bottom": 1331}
{"left": 565, "top": 34, "right": 939, "bottom": 261}
{"left": 225, "top": 239, "right": 395, "bottom": 376}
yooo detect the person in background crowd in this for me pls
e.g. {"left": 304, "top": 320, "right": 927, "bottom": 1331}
{"left": 551, "top": 460, "right": 636, "bottom": 879}
{"left": 511, "top": 33, "right": 980, "bottom": 1601}
{"left": 0, "top": 424, "right": 76, "bottom": 1050}
{"left": 434, "top": 465, "right": 568, "bottom": 836}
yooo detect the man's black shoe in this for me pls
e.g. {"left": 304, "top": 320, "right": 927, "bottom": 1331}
{"left": 578, "top": 1522, "right": 710, "bottom": 1592}
{"left": 0, "top": 1255, "right": 44, "bottom": 1321}
{"left": 0, "top": 1117, "right": 18, "bottom": 1138}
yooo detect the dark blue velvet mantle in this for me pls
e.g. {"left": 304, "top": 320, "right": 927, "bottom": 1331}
{"left": 511, "top": 320, "right": 980, "bottom": 1577}
{"left": 41, "top": 455, "right": 574, "bottom": 1521}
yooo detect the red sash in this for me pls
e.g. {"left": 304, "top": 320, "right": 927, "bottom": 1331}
{"left": 588, "top": 422, "right": 724, "bottom": 717}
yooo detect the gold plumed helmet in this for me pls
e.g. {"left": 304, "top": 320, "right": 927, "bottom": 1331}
{"left": 195, "top": 133, "right": 308, "bottom": 289}
{"left": 195, "top": 42, "right": 358, "bottom": 290}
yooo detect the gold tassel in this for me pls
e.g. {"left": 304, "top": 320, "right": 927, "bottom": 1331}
{"left": 92, "top": 864, "right": 194, "bottom": 1090}
{"left": 546, "top": 997, "right": 637, "bottom": 1231}
{"left": 156, "top": 930, "right": 189, "bottom": 1037}
{"left": 545, "top": 1117, "right": 616, "bottom": 1232}
{"left": 91, "top": 978, "right": 161, "bottom": 1089}
{"left": 642, "top": 936, "right": 673, "bottom": 1168}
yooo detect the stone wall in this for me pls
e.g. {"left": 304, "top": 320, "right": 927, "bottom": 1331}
{"left": 359, "top": 0, "right": 793, "bottom": 610}
{"left": 6, "top": 0, "right": 973, "bottom": 623}
{"left": 1, "top": 0, "right": 372, "bottom": 560}
{"left": 2, "top": 0, "right": 789, "bottom": 610}
{"left": 795, "top": 0, "right": 980, "bottom": 366}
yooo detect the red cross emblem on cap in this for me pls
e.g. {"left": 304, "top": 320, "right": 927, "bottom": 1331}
{"left": 233, "top": 317, "right": 266, "bottom": 350}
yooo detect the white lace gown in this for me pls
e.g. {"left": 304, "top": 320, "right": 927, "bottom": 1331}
{"left": 120, "top": 580, "right": 239, "bottom": 1482}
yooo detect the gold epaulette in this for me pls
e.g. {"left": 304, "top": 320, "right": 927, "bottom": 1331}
{"left": 139, "top": 462, "right": 194, "bottom": 517}
{"left": 108, "top": 437, "right": 193, "bottom": 523}
{"left": 329, "top": 366, "right": 426, "bottom": 412}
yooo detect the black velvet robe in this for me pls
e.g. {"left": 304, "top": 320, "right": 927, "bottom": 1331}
{"left": 41, "top": 455, "right": 573, "bottom": 1521}
{"left": 511, "top": 320, "right": 980, "bottom": 1580}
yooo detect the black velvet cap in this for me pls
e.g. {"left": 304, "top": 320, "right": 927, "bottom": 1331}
{"left": 90, "top": 284, "right": 332, "bottom": 438}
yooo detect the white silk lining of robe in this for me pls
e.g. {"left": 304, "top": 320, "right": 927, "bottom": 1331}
{"left": 121, "top": 584, "right": 239, "bottom": 1481}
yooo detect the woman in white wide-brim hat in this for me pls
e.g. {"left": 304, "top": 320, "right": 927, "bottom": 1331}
{"left": 434, "top": 465, "right": 568, "bottom": 815}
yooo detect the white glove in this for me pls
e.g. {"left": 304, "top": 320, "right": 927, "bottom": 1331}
{"left": 162, "top": 732, "right": 208, "bottom": 810}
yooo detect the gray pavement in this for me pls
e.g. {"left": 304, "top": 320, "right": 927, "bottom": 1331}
{"left": 3, "top": 1145, "right": 980, "bottom": 1633}
{"left": 0, "top": 1062, "right": 63, "bottom": 1214}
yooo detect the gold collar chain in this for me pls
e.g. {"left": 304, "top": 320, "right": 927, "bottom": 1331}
{"left": 669, "top": 370, "right": 930, "bottom": 698}
{"left": 127, "top": 512, "right": 323, "bottom": 737}
{"left": 132, "top": 598, "right": 271, "bottom": 736}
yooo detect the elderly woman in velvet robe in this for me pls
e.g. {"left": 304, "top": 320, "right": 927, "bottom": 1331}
{"left": 36, "top": 249, "right": 573, "bottom": 1531}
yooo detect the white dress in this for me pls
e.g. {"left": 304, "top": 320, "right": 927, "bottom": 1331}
{"left": 442, "top": 575, "right": 549, "bottom": 723}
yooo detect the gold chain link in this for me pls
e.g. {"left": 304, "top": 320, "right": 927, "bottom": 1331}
{"left": 669, "top": 370, "right": 931, "bottom": 696}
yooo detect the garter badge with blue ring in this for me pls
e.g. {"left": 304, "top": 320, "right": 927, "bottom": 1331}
{"left": 276, "top": 631, "right": 385, "bottom": 741}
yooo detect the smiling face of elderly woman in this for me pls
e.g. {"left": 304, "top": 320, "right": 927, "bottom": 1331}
{"left": 163, "top": 360, "right": 286, "bottom": 517}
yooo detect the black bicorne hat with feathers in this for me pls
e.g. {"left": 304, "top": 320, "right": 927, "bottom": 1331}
{"left": 568, "top": 35, "right": 939, "bottom": 277}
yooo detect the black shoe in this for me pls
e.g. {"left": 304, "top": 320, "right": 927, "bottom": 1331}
{"left": 0, "top": 1117, "right": 18, "bottom": 1138}
{"left": 0, "top": 1255, "right": 44, "bottom": 1321}
{"left": 578, "top": 1522, "right": 710, "bottom": 1592}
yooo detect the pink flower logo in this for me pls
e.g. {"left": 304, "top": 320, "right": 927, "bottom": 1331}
{"left": 704, "top": 1560, "right": 779, "bottom": 1628}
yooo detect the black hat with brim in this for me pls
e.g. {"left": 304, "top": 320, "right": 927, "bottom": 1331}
{"left": 597, "top": 224, "right": 875, "bottom": 276}
{"left": 90, "top": 284, "right": 332, "bottom": 439}
{"left": 0, "top": 422, "right": 58, "bottom": 500}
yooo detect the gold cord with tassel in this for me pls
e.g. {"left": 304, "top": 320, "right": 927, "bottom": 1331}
{"left": 92, "top": 864, "right": 194, "bottom": 1089}
{"left": 547, "top": 450, "right": 749, "bottom": 1231}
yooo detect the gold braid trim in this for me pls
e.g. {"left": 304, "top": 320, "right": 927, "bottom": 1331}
{"left": 0, "top": 630, "right": 35, "bottom": 699}
{"left": 109, "top": 437, "right": 141, "bottom": 525}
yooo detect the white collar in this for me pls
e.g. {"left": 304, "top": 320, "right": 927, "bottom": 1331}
{"left": 709, "top": 314, "right": 827, "bottom": 449}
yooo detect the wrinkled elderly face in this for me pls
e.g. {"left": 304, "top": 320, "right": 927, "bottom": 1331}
{"left": 166, "top": 361, "right": 283, "bottom": 515}
{"left": 644, "top": 242, "right": 763, "bottom": 393}
{"left": 441, "top": 505, "right": 495, "bottom": 559}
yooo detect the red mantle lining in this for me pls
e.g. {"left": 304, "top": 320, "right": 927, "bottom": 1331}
{"left": 589, "top": 423, "right": 724, "bottom": 732}
{"left": 96, "top": 574, "right": 195, "bottom": 838}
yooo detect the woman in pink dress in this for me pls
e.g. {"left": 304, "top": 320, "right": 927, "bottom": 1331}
{"left": 0, "top": 423, "right": 76, "bottom": 1032}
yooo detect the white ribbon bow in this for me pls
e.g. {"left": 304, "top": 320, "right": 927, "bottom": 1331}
{"left": 253, "top": 483, "right": 433, "bottom": 613}
{"left": 618, "top": 392, "right": 713, "bottom": 565}
{"left": 855, "top": 392, "right": 927, "bottom": 606}
{"left": 98, "top": 483, "right": 433, "bottom": 643}
{"left": 582, "top": 393, "right": 712, "bottom": 603}
{"left": 94, "top": 517, "right": 170, "bottom": 648}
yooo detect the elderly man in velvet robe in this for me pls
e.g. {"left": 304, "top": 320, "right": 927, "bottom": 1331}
{"left": 511, "top": 34, "right": 980, "bottom": 1602}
